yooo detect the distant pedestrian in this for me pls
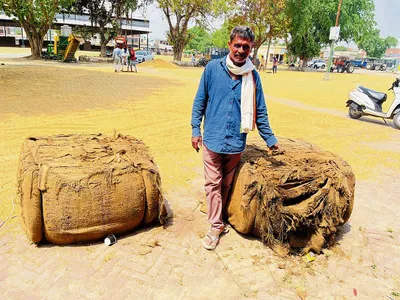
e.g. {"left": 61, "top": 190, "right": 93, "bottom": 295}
{"left": 272, "top": 56, "right": 278, "bottom": 74}
{"left": 259, "top": 55, "right": 266, "bottom": 71}
{"left": 121, "top": 46, "right": 128, "bottom": 71}
{"left": 128, "top": 46, "right": 137, "bottom": 73}
{"left": 112, "top": 45, "right": 122, "bottom": 73}
{"left": 191, "top": 53, "right": 196, "bottom": 66}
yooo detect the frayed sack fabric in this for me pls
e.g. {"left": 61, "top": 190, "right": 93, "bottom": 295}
{"left": 226, "top": 137, "right": 355, "bottom": 256}
{"left": 17, "top": 134, "right": 167, "bottom": 244}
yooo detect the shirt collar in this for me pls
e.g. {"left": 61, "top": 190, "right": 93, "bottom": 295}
{"left": 220, "top": 55, "right": 230, "bottom": 75}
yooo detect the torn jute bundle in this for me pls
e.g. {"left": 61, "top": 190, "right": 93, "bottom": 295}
{"left": 17, "top": 134, "right": 167, "bottom": 244}
{"left": 226, "top": 138, "right": 355, "bottom": 256}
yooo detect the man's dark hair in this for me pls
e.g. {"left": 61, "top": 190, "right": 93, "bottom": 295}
{"left": 230, "top": 26, "right": 255, "bottom": 43}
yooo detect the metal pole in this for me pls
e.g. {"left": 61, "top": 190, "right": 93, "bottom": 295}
{"left": 147, "top": 33, "right": 149, "bottom": 51}
{"left": 325, "top": 0, "right": 343, "bottom": 80}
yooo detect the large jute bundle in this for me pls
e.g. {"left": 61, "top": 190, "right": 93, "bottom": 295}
{"left": 17, "top": 134, "right": 167, "bottom": 244}
{"left": 226, "top": 138, "right": 355, "bottom": 256}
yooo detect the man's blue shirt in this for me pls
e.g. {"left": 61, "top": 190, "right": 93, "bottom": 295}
{"left": 191, "top": 56, "right": 278, "bottom": 154}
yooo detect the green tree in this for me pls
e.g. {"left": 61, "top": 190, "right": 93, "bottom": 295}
{"left": 358, "top": 30, "right": 398, "bottom": 58}
{"left": 157, "top": 0, "right": 215, "bottom": 60}
{"left": 72, "top": 0, "right": 146, "bottom": 57}
{"left": 186, "top": 26, "right": 212, "bottom": 53}
{"left": 334, "top": 46, "right": 348, "bottom": 51}
{"left": 224, "top": 0, "right": 288, "bottom": 60}
{"left": 211, "top": 22, "right": 230, "bottom": 48}
{"left": 286, "top": 0, "right": 376, "bottom": 64}
{"left": 0, "top": 0, "right": 73, "bottom": 59}
{"left": 384, "top": 36, "right": 398, "bottom": 49}
{"left": 73, "top": 25, "right": 93, "bottom": 43}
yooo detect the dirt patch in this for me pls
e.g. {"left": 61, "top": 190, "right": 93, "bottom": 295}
{"left": 144, "top": 59, "right": 180, "bottom": 69}
{"left": 0, "top": 64, "right": 175, "bottom": 116}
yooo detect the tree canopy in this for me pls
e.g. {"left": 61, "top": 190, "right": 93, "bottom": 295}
{"left": 71, "top": 0, "right": 147, "bottom": 57}
{"left": 0, "top": 0, "right": 73, "bottom": 59}
{"left": 210, "top": 22, "right": 230, "bottom": 49}
{"left": 157, "top": 0, "right": 217, "bottom": 60}
{"left": 357, "top": 29, "right": 398, "bottom": 58}
{"left": 334, "top": 45, "right": 348, "bottom": 51}
{"left": 286, "top": 0, "right": 376, "bottom": 61}
{"left": 186, "top": 26, "right": 212, "bottom": 53}
{"left": 224, "top": 0, "right": 288, "bottom": 59}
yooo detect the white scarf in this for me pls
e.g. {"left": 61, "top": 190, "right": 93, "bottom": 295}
{"left": 226, "top": 55, "right": 255, "bottom": 133}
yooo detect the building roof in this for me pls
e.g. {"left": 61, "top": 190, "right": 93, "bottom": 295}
{"left": 0, "top": 11, "right": 151, "bottom": 35}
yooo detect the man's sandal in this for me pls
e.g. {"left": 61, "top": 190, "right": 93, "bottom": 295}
{"left": 202, "top": 226, "right": 229, "bottom": 250}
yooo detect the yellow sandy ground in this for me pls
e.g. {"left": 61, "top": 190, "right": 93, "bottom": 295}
{"left": 1, "top": 52, "right": 400, "bottom": 298}
{"left": 0, "top": 55, "right": 399, "bottom": 220}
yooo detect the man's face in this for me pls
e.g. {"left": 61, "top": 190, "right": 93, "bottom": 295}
{"left": 228, "top": 35, "right": 253, "bottom": 66}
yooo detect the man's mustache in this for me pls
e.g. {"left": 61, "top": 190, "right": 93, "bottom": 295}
{"left": 234, "top": 53, "right": 247, "bottom": 58}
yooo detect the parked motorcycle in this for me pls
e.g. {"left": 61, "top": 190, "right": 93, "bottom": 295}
{"left": 346, "top": 78, "right": 400, "bottom": 129}
{"left": 196, "top": 57, "right": 209, "bottom": 67}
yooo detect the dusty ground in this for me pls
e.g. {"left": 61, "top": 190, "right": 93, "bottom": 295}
{"left": 0, "top": 51, "right": 400, "bottom": 299}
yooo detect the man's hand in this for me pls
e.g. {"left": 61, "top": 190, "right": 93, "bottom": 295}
{"left": 268, "top": 143, "right": 280, "bottom": 150}
{"left": 192, "top": 136, "right": 203, "bottom": 152}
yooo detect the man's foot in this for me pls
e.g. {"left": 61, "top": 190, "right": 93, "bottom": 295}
{"left": 202, "top": 226, "right": 229, "bottom": 250}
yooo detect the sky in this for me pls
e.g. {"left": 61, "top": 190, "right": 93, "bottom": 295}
{"left": 142, "top": 0, "right": 400, "bottom": 45}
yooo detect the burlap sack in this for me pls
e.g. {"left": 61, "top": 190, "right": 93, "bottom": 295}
{"left": 17, "top": 134, "right": 167, "bottom": 244}
{"left": 226, "top": 138, "right": 355, "bottom": 255}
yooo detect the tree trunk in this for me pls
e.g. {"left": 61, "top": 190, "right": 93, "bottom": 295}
{"left": 99, "top": 29, "right": 107, "bottom": 57}
{"left": 265, "top": 39, "right": 272, "bottom": 69}
{"left": 173, "top": 40, "right": 184, "bottom": 61}
{"left": 100, "top": 42, "right": 108, "bottom": 57}
{"left": 21, "top": 23, "right": 45, "bottom": 59}
{"left": 253, "top": 47, "right": 259, "bottom": 64}
{"left": 29, "top": 34, "right": 44, "bottom": 59}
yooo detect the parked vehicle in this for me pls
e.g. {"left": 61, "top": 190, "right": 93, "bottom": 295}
{"left": 196, "top": 57, "right": 209, "bottom": 67}
{"left": 331, "top": 56, "right": 355, "bottom": 73}
{"left": 365, "top": 58, "right": 387, "bottom": 71}
{"left": 307, "top": 59, "right": 326, "bottom": 69}
{"left": 351, "top": 59, "right": 368, "bottom": 68}
{"left": 346, "top": 78, "right": 400, "bottom": 129}
{"left": 136, "top": 50, "right": 154, "bottom": 63}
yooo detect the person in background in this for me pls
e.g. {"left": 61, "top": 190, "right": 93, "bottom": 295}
{"left": 191, "top": 53, "right": 196, "bottom": 66}
{"left": 259, "top": 55, "right": 266, "bottom": 71}
{"left": 272, "top": 56, "right": 278, "bottom": 74}
{"left": 191, "top": 26, "right": 280, "bottom": 251}
{"left": 128, "top": 46, "right": 137, "bottom": 73}
{"left": 112, "top": 45, "right": 122, "bottom": 73}
{"left": 121, "top": 46, "right": 128, "bottom": 72}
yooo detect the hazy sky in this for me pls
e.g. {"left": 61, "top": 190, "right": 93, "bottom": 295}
{"left": 143, "top": 0, "right": 400, "bottom": 44}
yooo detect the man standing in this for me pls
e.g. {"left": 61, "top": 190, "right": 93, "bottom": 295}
{"left": 273, "top": 56, "right": 278, "bottom": 73}
{"left": 128, "top": 46, "right": 137, "bottom": 73}
{"left": 112, "top": 45, "right": 122, "bottom": 73}
{"left": 191, "top": 26, "right": 279, "bottom": 250}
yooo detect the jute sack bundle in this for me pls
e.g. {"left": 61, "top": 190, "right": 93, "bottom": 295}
{"left": 226, "top": 138, "right": 355, "bottom": 256}
{"left": 17, "top": 134, "right": 167, "bottom": 244}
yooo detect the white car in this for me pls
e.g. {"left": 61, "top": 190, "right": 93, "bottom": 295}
{"left": 136, "top": 50, "right": 154, "bottom": 63}
{"left": 307, "top": 59, "right": 326, "bottom": 69}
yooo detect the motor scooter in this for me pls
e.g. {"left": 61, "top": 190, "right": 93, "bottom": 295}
{"left": 346, "top": 78, "right": 400, "bottom": 129}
